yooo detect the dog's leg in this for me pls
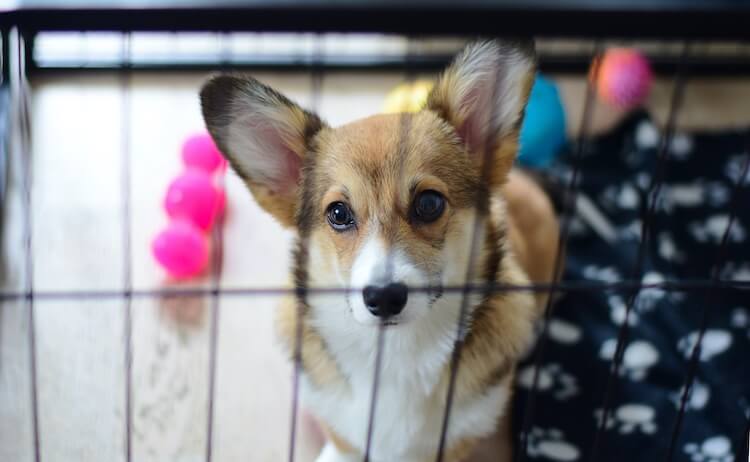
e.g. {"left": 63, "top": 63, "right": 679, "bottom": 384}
{"left": 314, "top": 443, "right": 360, "bottom": 462}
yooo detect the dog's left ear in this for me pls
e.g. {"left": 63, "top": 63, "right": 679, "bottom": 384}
{"left": 426, "top": 39, "right": 536, "bottom": 185}
{"left": 200, "top": 75, "right": 326, "bottom": 228}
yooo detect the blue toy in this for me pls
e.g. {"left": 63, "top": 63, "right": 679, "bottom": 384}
{"left": 518, "top": 75, "right": 567, "bottom": 168}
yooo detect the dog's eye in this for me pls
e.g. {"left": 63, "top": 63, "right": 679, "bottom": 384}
{"left": 413, "top": 190, "right": 446, "bottom": 223}
{"left": 326, "top": 202, "right": 356, "bottom": 231}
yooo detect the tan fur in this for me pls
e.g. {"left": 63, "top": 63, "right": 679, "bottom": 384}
{"left": 434, "top": 437, "right": 482, "bottom": 462}
{"left": 502, "top": 170, "right": 561, "bottom": 310}
{"left": 427, "top": 41, "right": 536, "bottom": 189}
{"left": 443, "top": 260, "right": 534, "bottom": 404}
{"left": 240, "top": 103, "right": 321, "bottom": 227}
{"left": 277, "top": 178, "right": 556, "bottom": 462}
{"left": 302, "top": 112, "right": 487, "bottom": 287}
{"left": 200, "top": 74, "right": 325, "bottom": 228}
{"left": 201, "top": 39, "right": 558, "bottom": 462}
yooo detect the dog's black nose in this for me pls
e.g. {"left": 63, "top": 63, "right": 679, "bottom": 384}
{"left": 362, "top": 283, "right": 408, "bottom": 317}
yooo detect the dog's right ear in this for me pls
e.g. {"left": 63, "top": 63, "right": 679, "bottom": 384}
{"left": 200, "top": 75, "right": 326, "bottom": 228}
{"left": 426, "top": 40, "right": 536, "bottom": 186}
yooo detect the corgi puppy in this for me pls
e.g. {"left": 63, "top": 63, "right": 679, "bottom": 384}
{"left": 201, "top": 39, "right": 559, "bottom": 462}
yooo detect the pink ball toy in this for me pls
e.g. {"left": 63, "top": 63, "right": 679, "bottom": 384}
{"left": 181, "top": 133, "right": 227, "bottom": 173}
{"left": 215, "top": 184, "right": 227, "bottom": 219}
{"left": 152, "top": 220, "right": 209, "bottom": 278}
{"left": 164, "top": 169, "right": 225, "bottom": 231}
{"left": 591, "top": 48, "right": 653, "bottom": 110}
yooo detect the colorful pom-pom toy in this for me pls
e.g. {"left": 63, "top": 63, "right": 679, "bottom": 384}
{"left": 591, "top": 48, "right": 653, "bottom": 111}
{"left": 152, "top": 133, "right": 226, "bottom": 279}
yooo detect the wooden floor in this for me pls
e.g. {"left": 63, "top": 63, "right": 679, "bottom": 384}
{"left": 1, "top": 69, "right": 749, "bottom": 462}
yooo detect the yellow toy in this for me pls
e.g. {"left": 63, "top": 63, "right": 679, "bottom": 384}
{"left": 381, "top": 80, "right": 434, "bottom": 113}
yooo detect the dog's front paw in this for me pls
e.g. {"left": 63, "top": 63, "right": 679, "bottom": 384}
{"left": 314, "top": 443, "right": 360, "bottom": 462}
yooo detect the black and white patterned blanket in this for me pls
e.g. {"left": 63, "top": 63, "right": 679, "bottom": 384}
{"left": 512, "top": 112, "right": 750, "bottom": 462}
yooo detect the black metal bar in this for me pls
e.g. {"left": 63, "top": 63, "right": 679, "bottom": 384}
{"left": 25, "top": 53, "right": 750, "bottom": 78}
{"left": 0, "top": 28, "right": 9, "bottom": 239}
{"left": 204, "top": 31, "right": 231, "bottom": 462}
{"left": 2, "top": 2, "right": 750, "bottom": 39}
{"left": 0, "top": 279, "right": 748, "bottom": 303}
{"left": 665, "top": 145, "right": 750, "bottom": 461}
{"left": 362, "top": 323, "right": 386, "bottom": 462}
{"left": 515, "top": 40, "right": 601, "bottom": 462}
{"left": 589, "top": 42, "right": 691, "bottom": 461}
{"left": 1, "top": 28, "right": 9, "bottom": 84}
{"left": 737, "top": 417, "right": 750, "bottom": 462}
{"left": 204, "top": 191, "right": 224, "bottom": 462}
{"left": 434, "top": 42, "right": 511, "bottom": 462}
{"left": 287, "top": 302, "right": 304, "bottom": 462}
{"left": 21, "top": 29, "right": 36, "bottom": 76}
{"left": 206, "top": 35, "right": 231, "bottom": 461}
{"left": 361, "top": 36, "right": 418, "bottom": 462}
{"left": 287, "top": 55, "right": 323, "bottom": 462}
{"left": 15, "top": 26, "right": 41, "bottom": 462}
{"left": 119, "top": 31, "right": 133, "bottom": 462}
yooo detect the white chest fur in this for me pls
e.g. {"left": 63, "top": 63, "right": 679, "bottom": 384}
{"left": 301, "top": 295, "right": 511, "bottom": 462}
{"left": 302, "top": 374, "right": 509, "bottom": 462}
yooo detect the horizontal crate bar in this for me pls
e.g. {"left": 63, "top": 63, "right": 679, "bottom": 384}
{"left": 25, "top": 52, "right": 750, "bottom": 76}
{"left": 1, "top": 279, "right": 748, "bottom": 302}
{"left": 1, "top": 1, "right": 750, "bottom": 38}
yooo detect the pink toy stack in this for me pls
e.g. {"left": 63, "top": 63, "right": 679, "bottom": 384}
{"left": 152, "top": 133, "right": 227, "bottom": 279}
